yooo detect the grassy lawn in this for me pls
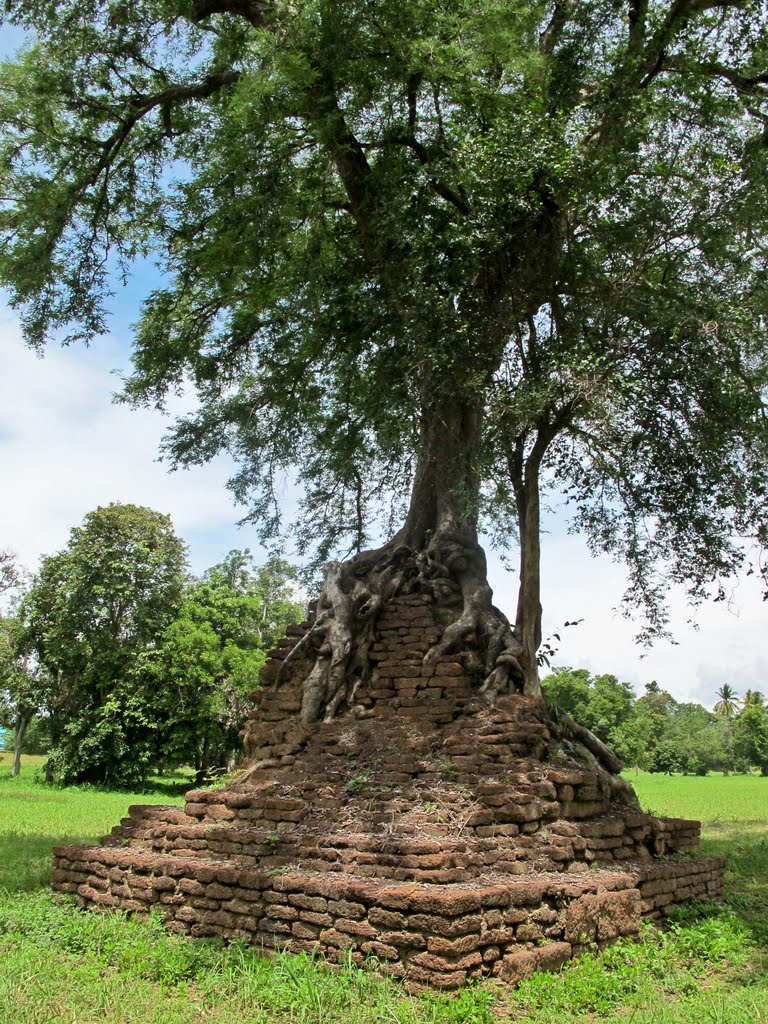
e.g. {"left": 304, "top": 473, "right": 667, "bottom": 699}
{"left": 0, "top": 754, "right": 765, "bottom": 1024}
{"left": 0, "top": 754, "right": 189, "bottom": 892}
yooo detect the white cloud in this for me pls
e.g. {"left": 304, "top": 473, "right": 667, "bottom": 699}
{"left": 488, "top": 537, "right": 766, "bottom": 705}
{"left": 0, "top": 316, "right": 250, "bottom": 573}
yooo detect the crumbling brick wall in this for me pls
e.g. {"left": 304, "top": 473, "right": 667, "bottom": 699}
{"left": 52, "top": 585, "right": 725, "bottom": 990}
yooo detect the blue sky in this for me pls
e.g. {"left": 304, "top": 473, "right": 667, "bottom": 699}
{"left": 0, "top": 20, "right": 764, "bottom": 707}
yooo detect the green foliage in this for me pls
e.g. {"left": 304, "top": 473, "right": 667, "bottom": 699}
{"left": 16, "top": 716, "right": 51, "bottom": 755}
{"left": 0, "top": 566, "right": 51, "bottom": 771}
{"left": 714, "top": 684, "right": 741, "bottom": 719}
{"left": 346, "top": 772, "right": 368, "bottom": 793}
{"left": 1, "top": 0, "right": 767, "bottom": 635}
{"left": 542, "top": 666, "right": 641, "bottom": 766}
{"left": 544, "top": 670, "right": 768, "bottom": 775}
{"left": 13, "top": 514, "right": 301, "bottom": 789}
{"left": 733, "top": 703, "right": 768, "bottom": 776}
{"left": 648, "top": 703, "right": 731, "bottom": 776}
{"left": 0, "top": 549, "right": 23, "bottom": 603}
{"left": 149, "top": 550, "right": 303, "bottom": 779}
{"left": 22, "top": 503, "right": 188, "bottom": 787}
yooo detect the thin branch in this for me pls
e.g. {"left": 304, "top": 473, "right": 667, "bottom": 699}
{"left": 89, "top": 72, "right": 242, "bottom": 186}
{"left": 378, "top": 135, "right": 470, "bottom": 214}
{"left": 663, "top": 56, "right": 768, "bottom": 98}
{"left": 639, "top": 0, "right": 749, "bottom": 88}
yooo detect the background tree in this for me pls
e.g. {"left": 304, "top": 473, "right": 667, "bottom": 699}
{"left": 150, "top": 551, "right": 303, "bottom": 782}
{"left": 542, "top": 666, "right": 641, "bottom": 765}
{"left": 0, "top": 612, "right": 49, "bottom": 776}
{"left": 23, "top": 504, "right": 187, "bottom": 786}
{"left": 624, "top": 681, "right": 677, "bottom": 771}
{"left": 650, "top": 702, "right": 727, "bottom": 776}
{"left": 714, "top": 684, "right": 741, "bottom": 719}
{"left": 0, "top": 550, "right": 22, "bottom": 601}
{"left": 0, "top": 552, "right": 43, "bottom": 776}
{"left": 733, "top": 698, "right": 768, "bottom": 775}
{"left": 1, "top": 2, "right": 767, "bottom": 730}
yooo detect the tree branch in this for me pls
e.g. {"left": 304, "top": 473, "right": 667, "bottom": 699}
{"left": 539, "top": 1, "right": 577, "bottom": 55}
{"left": 305, "top": 77, "right": 381, "bottom": 253}
{"left": 191, "top": 0, "right": 274, "bottom": 27}
{"left": 639, "top": 0, "right": 749, "bottom": 88}
{"left": 628, "top": 0, "right": 650, "bottom": 55}
{"left": 91, "top": 72, "right": 242, "bottom": 185}
{"left": 663, "top": 56, "right": 768, "bottom": 98}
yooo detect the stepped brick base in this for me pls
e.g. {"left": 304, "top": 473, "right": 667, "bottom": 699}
{"left": 52, "top": 585, "right": 726, "bottom": 990}
{"left": 52, "top": 847, "right": 724, "bottom": 989}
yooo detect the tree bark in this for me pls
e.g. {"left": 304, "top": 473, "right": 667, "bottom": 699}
{"left": 12, "top": 712, "right": 31, "bottom": 777}
{"left": 511, "top": 437, "right": 547, "bottom": 696}
{"left": 195, "top": 735, "right": 211, "bottom": 786}
{"left": 396, "top": 383, "right": 484, "bottom": 550}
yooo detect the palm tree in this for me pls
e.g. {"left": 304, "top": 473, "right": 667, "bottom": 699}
{"left": 713, "top": 684, "right": 740, "bottom": 719}
{"left": 743, "top": 689, "right": 765, "bottom": 708}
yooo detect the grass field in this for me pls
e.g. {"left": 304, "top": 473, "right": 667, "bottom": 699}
{"left": 0, "top": 754, "right": 766, "bottom": 1023}
{"left": 0, "top": 754, "right": 188, "bottom": 892}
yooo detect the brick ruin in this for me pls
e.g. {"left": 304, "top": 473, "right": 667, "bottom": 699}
{"left": 53, "top": 584, "right": 725, "bottom": 990}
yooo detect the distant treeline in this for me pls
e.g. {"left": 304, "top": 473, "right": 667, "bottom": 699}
{"left": 542, "top": 668, "right": 768, "bottom": 776}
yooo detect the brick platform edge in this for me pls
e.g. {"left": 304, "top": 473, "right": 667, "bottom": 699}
{"left": 52, "top": 846, "right": 725, "bottom": 990}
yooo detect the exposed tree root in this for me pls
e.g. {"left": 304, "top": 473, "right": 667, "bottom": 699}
{"left": 268, "top": 534, "right": 623, "bottom": 777}
{"left": 547, "top": 704, "right": 624, "bottom": 775}
{"left": 273, "top": 532, "right": 543, "bottom": 727}
{"left": 417, "top": 531, "right": 535, "bottom": 700}
{"left": 274, "top": 544, "right": 414, "bottom": 725}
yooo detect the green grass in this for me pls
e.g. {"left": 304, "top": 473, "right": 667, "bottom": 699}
{"left": 625, "top": 769, "right": 768, "bottom": 947}
{"left": 0, "top": 756, "right": 766, "bottom": 1024}
{"left": 0, "top": 754, "right": 188, "bottom": 891}
{"left": 624, "top": 768, "right": 768, "bottom": 825}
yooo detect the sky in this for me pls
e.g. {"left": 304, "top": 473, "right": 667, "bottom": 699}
{"left": 2, "top": 294, "right": 765, "bottom": 709}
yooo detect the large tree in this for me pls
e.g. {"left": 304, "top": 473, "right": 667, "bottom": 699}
{"left": 23, "top": 503, "right": 187, "bottom": 785}
{"left": 0, "top": 555, "right": 47, "bottom": 777}
{"left": 1, "top": 1, "right": 767, "bottom": 727}
{"left": 733, "top": 698, "right": 768, "bottom": 774}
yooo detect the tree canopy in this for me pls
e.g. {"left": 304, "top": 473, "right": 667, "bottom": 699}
{"left": 149, "top": 550, "right": 303, "bottom": 781}
{"left": 22, "top": 503, "right": 188, "bottom": 785}
{"left": 15, "top": 514, "right": 303, "bottom": 785}
{"left": 2, "top": 1, "right": 767, "bottom": 713}
{"left": 542, "top": 668, "right": 768, "bottom": 775}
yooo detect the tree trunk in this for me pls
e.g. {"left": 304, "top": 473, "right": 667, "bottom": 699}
{"left": 278, "top": 382, "right": 544, "bottom": 725}
{"left": 510, "top": 437, "right": 548, "bottom": 697}
{"left": 12, "top": 713, "right": 31, "bottom": 777}
{"left": 395, "top": 383, "right": 484, "bottom": 550}
{"left": 195, "top": 735, "right": 211, "bottom": 786}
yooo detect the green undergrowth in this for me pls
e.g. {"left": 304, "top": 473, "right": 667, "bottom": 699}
{"left": 0, "top": 888, "right": 763, "bottom": 1024}
{"left": 0, "top": 756, "right": 187, "bottom": 892}
{"left": 0, "top": 890, "right": 493, "bottom": 1024}
{"left": 499, "top": 906, "right": 766, "bottom": 1023}
{"left": 0, "top": 758, "right": 765, "bottom": 1023}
